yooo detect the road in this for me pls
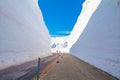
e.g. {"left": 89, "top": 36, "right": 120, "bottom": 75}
{"left": 42, "top": 54, "right": 118, "bottom": 80}
{"left": 0, "top": 54, "right": 59, "bottom": 80}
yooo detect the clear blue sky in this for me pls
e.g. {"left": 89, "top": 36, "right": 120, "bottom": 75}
{"left": 38, "top": 0, "right": 85, "bottom": 37}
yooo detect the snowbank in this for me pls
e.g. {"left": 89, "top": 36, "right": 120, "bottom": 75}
{"left": 0, "top": 0, "right": 51, "bottom": 70}
{"left": 71, "top": 0, "right": 120, "bottom": 79}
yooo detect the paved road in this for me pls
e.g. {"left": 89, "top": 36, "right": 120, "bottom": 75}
{"left": 42, "top": 54, "right": 118, "bottom": 80}
{"left": 0, "top": 54, "right": 59, "bottom": 80}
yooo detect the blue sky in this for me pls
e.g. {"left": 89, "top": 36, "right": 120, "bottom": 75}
{"left": 38, "top": 0, "right": 85, "bottom": 37}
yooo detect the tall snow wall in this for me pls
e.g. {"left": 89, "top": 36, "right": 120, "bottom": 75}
{"left": 0, "top": 0, "right": 51, "bottom": 70}
{"left": 71, "top": 0, "right": 120, "bottom": 79}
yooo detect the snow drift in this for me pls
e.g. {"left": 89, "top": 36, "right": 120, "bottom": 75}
{"left": 71, "top": 0, "right": 120, "bottom": 79}
{"left": 0, "top": 0, "right": 51, "bottom": 70}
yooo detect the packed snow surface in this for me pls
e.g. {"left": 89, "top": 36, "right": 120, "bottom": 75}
{"left": 0, "top": 0, "right": 51, "bottom": 70}
{"left": 71, "top": 0, "right": 120, "bottom": 79}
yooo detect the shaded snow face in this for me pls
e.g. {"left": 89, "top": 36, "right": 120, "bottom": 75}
{"left": 71, "top": 0, "right": 120, "bottom": 79}
{"left": 0, "top": 0, "right": 51, "bottom": 70}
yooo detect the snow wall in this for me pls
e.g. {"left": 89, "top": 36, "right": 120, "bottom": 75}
{"left": 71, "top": 0, "right": 120, "bottom": 79}
{"left": 0, "top": 0, "right": 51, "bottom": 70}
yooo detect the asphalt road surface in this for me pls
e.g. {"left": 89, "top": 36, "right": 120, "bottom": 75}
{"left": 42, "top": 54, "right": 118, "bottom": 80}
